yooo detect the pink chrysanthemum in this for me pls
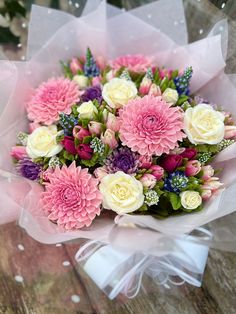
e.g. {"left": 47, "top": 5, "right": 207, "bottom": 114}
{"left": 26, "top": 78, "right": 80, "bottom": 125}
{"left": 110, "top": 55, "right": 151, "bottom": 72}
{"left": 119, "top": 95, "right": 185, "bottom": 156}
{"left": 41, "top": 162, "right": 102, "bottom": 231}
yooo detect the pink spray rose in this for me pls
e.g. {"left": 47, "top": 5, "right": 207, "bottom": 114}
{"left": 140, "top": 174, "right": 157, "bottom": 189}
{"left": 106, "top": 112, "right": 120, "bottom": 132}
{"left": 101, "top": 129, "right": 118, "bottom": 149}
{"left": 202, "top": 165, "right": 214, "bottom": 180}
{"left": 185, "top": 160, "right": 201, "bottom": 177}
{"left": 148, "top": 84, "right": 161, "bottom": 96}
{"left": 92, "top": 76, "right": 102, "bottom": 86}
{"left": 139, "top": 76, "right": 152, "bottom": 95}
{"left": 201, "top": 189, "right": 212, "bottom": 200}
{"left": 29, "top": 122, "right": 41, "bottom": 133}
{"left": 69, "top": 57, "right": 82, "bottom": 74}
{"left": 11, "top": 146, "right": 27, "bottom": 160}
{"left": 110, "top": 55, "right": 151, "bottom": 72}
{"left": 62, "top": 136, "right": 77, "bottom": 155}
{"left": 96, "top": 56, "right": 106, "bottom": 70}
{"left": 94, "top": 166, "right": 108, "bottom": 181}
{"left": 149, "top": 165, "right": 164, "bottom": 180}
{"left": 138, "top": 155, "right": 152, "bottom": 169}
{"left": 77, "top": 144, "right": 93, "bottom": 160}
{"left": 73, "top": 125, "right": 90, "bottom": 140}
{"left": 202, "top": 177, "right": 223, "bottom": 191}
{"left": 180, "top": 148, "right": 197, "bottom": 160}
{"left": 160, "top": 155, "right": 183, "bottom": 173}
{"left": 159, "top": 69, "right": 172, "bottom": 79}
{"left": 224, "top": 125, "right": 236, "bottom": 139}
{"left": 88, "top": 121, "right": 102, "bottom": 135}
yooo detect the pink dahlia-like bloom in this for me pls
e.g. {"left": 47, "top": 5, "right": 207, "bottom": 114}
{"left": 27, "top": 78, "right": 80, "bottom": 125}
{"left": 110, "top": 55, "right": 151, "bottom": 73}
{"left": 41, "top": 162, "right": 102, "bottom": 230}
{"left": 119, "top": 95, "right": 185, "bottom": 156}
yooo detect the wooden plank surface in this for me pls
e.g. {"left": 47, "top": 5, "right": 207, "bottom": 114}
{"left": 1, "top": 0, "right": 236, "bottom": 313}
{"left": 0, "top": 222, "right": 236, "bottom": 314}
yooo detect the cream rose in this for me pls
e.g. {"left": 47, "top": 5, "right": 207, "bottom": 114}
{"left": 77, "top": 100, "right": 98, "bottom": 119}
{"left": 162, "top": 88, "right": 179, "bottom": 105}
{"left": 26, "top": 125, "right": 63, "bottom": 159}
{"left": 102, "top": 78, "right": 137, "bottom": 108}
{"left": 180, "top": 191, "right": 202, "bottom": 210}
{"left": 184, "top": 104, "right": 225, "bottom": 145}
{"left": 99, "top": 171, "right": 144, "bottom": 214}
{"left": 73, "top": 75, "right": 88, "bottom": 88}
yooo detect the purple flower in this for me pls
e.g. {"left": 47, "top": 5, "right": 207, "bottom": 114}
{"left": 17, "top": 158, "right": 41, "bottom": 181}
{"left": 82, "top": 85, "right": 102, "bottom": 103}
{"left": 105, "top": 146, "right": 139, "bottom": 174}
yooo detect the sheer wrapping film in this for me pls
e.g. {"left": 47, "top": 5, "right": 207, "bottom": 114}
{"left": 0, "top": 1, "right": 236, "bottom": 258}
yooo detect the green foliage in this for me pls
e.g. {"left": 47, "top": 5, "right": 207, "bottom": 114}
{"left": 80, "top": 153, "right": 99, "bottom": 167}
{"left": 171, "top": 69, "right": 179, "bottom": 79}
{"left": 169, "top": 192, "right": 182, "bottom": 210}
{"left": 176, "top": 95, "right": 189, "bottom": 106}
{"left": 80, "top": 118, "right": 90, "bottom": 128}
{"left": 82, "top": 136, "right": 93, "bottom": 144}
{"left": 137, "top": 204, "right": 148, "bottom": 212}
{"left": 63, "top": 151, "right": 75, "bottom": 161}
{"left": 60, "top": 61, "right": 73, "bottom": 79}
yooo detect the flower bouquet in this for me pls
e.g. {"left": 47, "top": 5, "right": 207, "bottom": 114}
{"left": 1, "top": 0, "right": 236, "bottom": 299}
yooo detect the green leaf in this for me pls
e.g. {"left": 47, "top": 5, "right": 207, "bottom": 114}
{"left": 171, "top": 69, "right": 179, "bottom": 79}
{"left": 80, "top": 153, "right": 99, "bottom": 167}
{"left": 82, "top": 136, "right": 92, "bottom": 144}
{"left": 168, "top": 80, "right": 176, "bottom": 89}
{"left": 169, "top": 193, "right": 182, "bottom": 210}
{"left": 153, "top": 69, "right": 160, "bottom": 83}
{"left": 80, "top": 118, "right": 90, "bottom": 128}
{"left": 63, "top": 151, "right": 75, "bottom": 161}
{"left": 160, "top": 77, "right": 169, "bottom": 92}
{"left": 176, "top": 95, "right": 189, "bottom": 106}
{"left": 137, "top": 204, "right": 148, "bottom": 212}
{"left": 72, "top": 105, "right": 79, "bottom": 117}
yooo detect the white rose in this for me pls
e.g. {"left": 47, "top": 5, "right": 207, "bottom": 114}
{"left": 73, "top": 75, "right": 88, "bottom": 88}
{"left": 26, "top": 125, "right": 63, "bottom": 159}
{"left": 99, "top": 171, "right": 144, "bottom": 214}
{"left": 180, "top": 191, "right": 202, "bottom": 210}
{"left": 102, "top": 78, "right": 137, "bottom": 108}
{"left": 184, "top": 104, "right": 225, "bottom": 145}
{"left": 162, "top": 88, "right": 179, "bottom": 105}
{"left": 77, "top": 101, "right": 98, "bottom": 119}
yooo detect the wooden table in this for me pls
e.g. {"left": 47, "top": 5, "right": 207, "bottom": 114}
{"left": 1, "top": 0, "right": 236, "bottom": 313}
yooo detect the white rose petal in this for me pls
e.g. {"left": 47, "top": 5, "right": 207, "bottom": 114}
{"left": 26, "top": 125, "right": 63, "bottom": 159}
{"left": 73, "top": 75, "right": 88, "bottom": 88}
{"left": 180, "top": 191, "right": 202, "bottom": 210}
{"left": 184, "top": 103, "right": 225, "bottom": 145}
{"left": 162, "top": 88, "right": 179, "bottom": 105}
{"left": 102, "top": 78, "right": 137, "bottom": 109}
{"left": 77, "top": 101, "right": 98, "bottom": 119}
{"left": 99, "top": 171, "right": 144, "bottom": 214}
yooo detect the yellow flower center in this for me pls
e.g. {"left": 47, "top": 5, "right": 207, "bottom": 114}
{"left": 112, "top": 183, "right": 130, "bottom": 200}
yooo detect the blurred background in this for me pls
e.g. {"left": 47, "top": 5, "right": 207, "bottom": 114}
{"left": 0, "top": 0, "right": 235, "bottom": 62}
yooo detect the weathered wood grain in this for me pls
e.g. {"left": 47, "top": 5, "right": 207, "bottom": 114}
{"left": 1, "top": 222, "right": 236, "bottom": 314}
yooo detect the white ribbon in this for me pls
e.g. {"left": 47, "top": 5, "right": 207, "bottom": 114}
{"left": 75, "top": 227, "right": 212, "bottom": 300}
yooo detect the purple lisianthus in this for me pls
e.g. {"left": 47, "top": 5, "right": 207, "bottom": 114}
{"left": 82, "top": 85, "right": 102, "bottom": 103}
{"left": 17, "top": 158, "right": 41, "bottom": 181}
{"left": 105, "top": 146, "right": 139, "bottom": 174}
